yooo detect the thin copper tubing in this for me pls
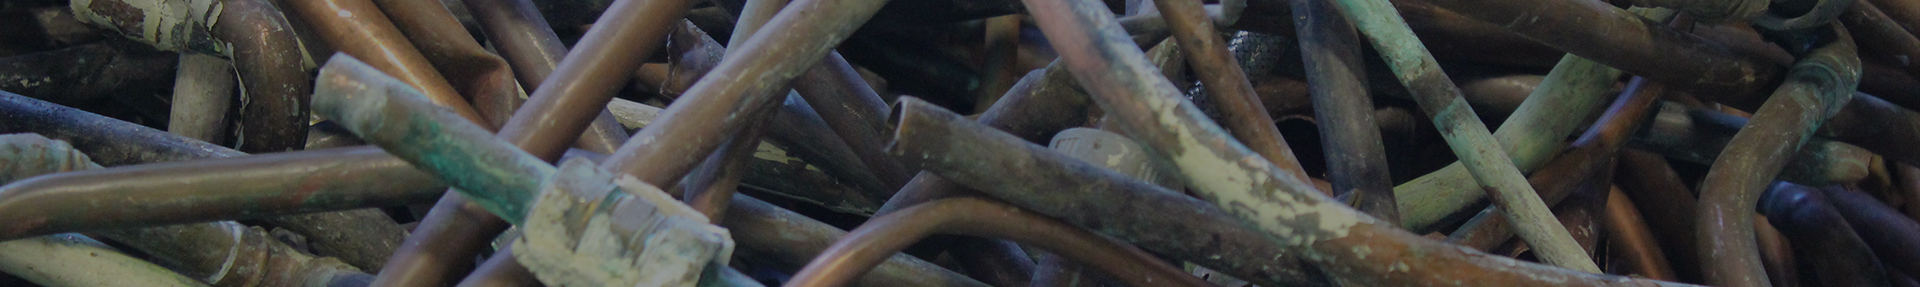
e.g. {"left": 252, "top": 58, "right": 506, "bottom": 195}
{"left": 457, "top": 0, "right": 632, "bottom": 152}
{"left": 494, "top": 0, "right": 698, "bottom": 162}
{"left": 1153, "top": 0, "right": 1317, "bottom": 188}
{"left": 1603, "top": 186, "right": 1678, "bottom": 281}
{"left": 1696, "top": 26, "right": 1861, "bottom": 287}
{"left": 279, "top": 0, "right": 486, "bottom": 123}
{"left": 598, "top": 0, "right": 889, "bottom": 187}
{"left": 783, "top": 198, "right": 1211, "bottom": 287}
{"left": 1292, "top": 0, "right": 1395, "bottom": 221}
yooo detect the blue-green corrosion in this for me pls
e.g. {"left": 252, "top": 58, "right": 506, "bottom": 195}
{"left": 312, "top": 54, "right": 551, "bottom": 224}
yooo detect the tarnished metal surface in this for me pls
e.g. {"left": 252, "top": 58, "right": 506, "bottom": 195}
{"left": 1695, "top": 26, "right": 1860, "bottom": 287}
{"left": 1758, "top": 183, "right": 1890, "bottom": 287}
{"left": 784, "top": 197, "right": 1213, "bottom": 287}
{"left": 1292, "top": 0, "right": 1395, "bottom": 221}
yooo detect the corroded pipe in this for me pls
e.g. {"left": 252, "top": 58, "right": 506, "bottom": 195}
{"left": 888, "top": 95, "right": 1694, "bottom": 286}
{"left": 1156, "top": 0, "right": 1316, "bottom": 188}
{"left": 0, "top": 233, "right": 208, "bottom": 287}
{"left": 1390, "top": 8, "right": 1672, "bottom": 233}
{"left": 1016, "top": 0, "right": 1695, "bottom": 282}
{"left": 1293, "top": 0, "right": 1394, "bottom": 221}
{"left": 1444, "top": 77, "right": 1666, "bottom": 252}
{"left": 1695, "top": 26, "right": 1860, "bottom": 287}
{"left": 1334, "top": 0, "right": 1597, "bottom": 270}
{"left": 1759, "top": 183, "right": 1891, "bottom": 287}
{"left": 167, "top": 54, "right": 233, "bottom": 144}
{"left": 784, "top": 198, "right": 1211, "bottom": 287}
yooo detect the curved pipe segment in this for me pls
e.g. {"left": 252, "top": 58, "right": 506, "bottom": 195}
{"left": 783, "top": 198, "right": 1212, "bottom": 287}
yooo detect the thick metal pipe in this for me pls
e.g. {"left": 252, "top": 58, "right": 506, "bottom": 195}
{"left": 784, "top": 198, "right": 1212, "bottom": 287}
{"left": 279, "top": 0, "right": 486, "bottom": 123}
{"left": 1695, "top": 26, "right": 1860, "bottom": 287}
{"left": 1823, "top": 183, "right": 1920, "bottom": 279}
{"left": 1292, "top": 0, "right": 1394, "bottom": 221}
{"left": 1759, "top": 183, "right": 1891, "bottom": 287}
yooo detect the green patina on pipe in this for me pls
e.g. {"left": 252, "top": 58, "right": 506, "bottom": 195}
{"left": 312, "top": 54, "right": 552, "bottom": 224}
{"left": 1332, "top": 0, "right": 1612, "bottom": 271}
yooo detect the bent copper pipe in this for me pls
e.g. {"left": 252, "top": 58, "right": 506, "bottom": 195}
{"left": 1754, "top": 214, "right": 1801, "bottom": 287}
{"left": 1631, "top": 101, "right": 1874, "bottom": 186}
{"left": 1424, "top": 0, "right": 1782, "bottom": 108}
{"left": 889, "top": 97, "right": 1707, "bottom": 286}
{"left": 280, "top": 0, "right": 487, "bottom": 123}
{"left": 722, "top": 196, "right": 990, "bottom": 287}
{"left": 784, "top": 198, "right": 1211, "bottom": 287}
{"left": 1823, "top": 184, "right": 1920, "bottom": 279}
{"left": 1390, "top": 9, "right": 1673, "bottom": 234}
{"left": 1695, "top": 26, "right": 1861, "bottom": 287}
{"left": 1334, "top": 0, "right": 1596, "bottom": 270}
{"left": 212, "top": 0, "right": 314, "bottom": 152}
{"left": 1759, "top": 183, "right": 1892, "bottom": 287}
{"left": 1445, "top": 77, "right": 1666, "bottom": 252}
{"left": 495, "top": 0, "right": 697, "bottom": 162}
{"left": 1156, "top": 0, "right": 1317, "bottom": 189}
{"left": 1602, "top": 186, "right": 1677, "bottom": 281}
{"left": 1293, "top": 0, "right": 1395, "bottom": 221}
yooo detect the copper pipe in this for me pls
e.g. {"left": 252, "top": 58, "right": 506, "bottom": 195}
{"left": 1602, "top": 186, "right": 1677, "bottom": 281}
{"left": 0, "top": 91, "right": 409, "bottom": 271}
{"left": 0, "top": 146, "right": 441, "bottom": 240}
{"left": 1822, "top": 92, "right": 1920, "bottom": 167}
{"left": 494, "top": 0, "right": 697, "bottom": 162}
{"left": 454, "top": 0, "right": 632, "bottom": 152}
{"left": 372, "top": 0, "right": 521, "bottom": 127}
{"left": 1759, "top": 183, "right": 1892, "bottom": 287}
{"left": 1424, "top": 0, "right": 1782, "bottom": 109}
{"left": 888, "top": 96, "right": 1695, "bottom": 286}
{"left": 1292, "top": 0, "right": 1394, "bottom": 221}
{"left": 279, "top": 0, "right": 486, "bottom": 123}
{"left": 1614, "top": 150, "right": 1703, "bottom": 282}
{"left": 212, "top": 0, "right": 314, "bottom": 152}
{"left": 1844, "top": 2, "right": 1920, "bottom": 76}
{"left": 722, "top": 196, "right": 990, "bottom": 287}
{"left": 598, "top": 0, "right": 892, "bottom": 187}
{"left": 784, "top": 198, "right": 1211, "bottom": 287}
{"left": 1696, "top": 26, "right": 1860, "bottom": 287}
{"left": 1155, "top": 0, "right": 1317, "bottom": 191}
{"left": 1868, "top": 0, "right": 1920, "bottom": 35}
{"left": 1632, "top": 101, "right": 1874, "bottom": 186}
{"left": 1444, "top": 77, "right": 1664, "bottom": 252}
{"left": 452, "top": 248, "right": 541, "bottom": 287}
{"left": 1823, "top": 184, "right": 1920, "bottom": 279}
{"left": 1754, "top": 214, "right": 1800, "bottom": 287}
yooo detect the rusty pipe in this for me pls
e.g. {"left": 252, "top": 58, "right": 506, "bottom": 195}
{"left": 784, "top": 198, "right": 1211, "bottom": 287}
{"left": 1695, "top": 25, "right": 1860, "bottom": 287}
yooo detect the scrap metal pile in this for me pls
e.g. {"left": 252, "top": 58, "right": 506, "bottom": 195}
{"left": 0, "top": 0, "right": 1916, "bottom": 284}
